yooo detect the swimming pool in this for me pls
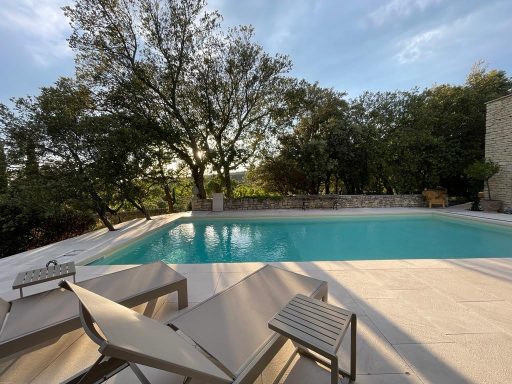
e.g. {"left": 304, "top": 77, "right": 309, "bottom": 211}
{"left": 90, "top": 214, "right": 512, "bottom": 265}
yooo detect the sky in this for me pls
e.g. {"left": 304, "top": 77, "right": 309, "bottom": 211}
{"left": 0, "top": 0, "right": 511, "bottom": 105}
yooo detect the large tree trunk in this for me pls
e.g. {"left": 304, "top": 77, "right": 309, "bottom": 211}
{"left": 224, "top": 168, "right": 233, "bottom": 198}
{"left": 128, "top": 197, "right": 152, "bottom": 220}
{"left": 156, "top": 158, "right": 175, "bottom": 212}
{"left": 97, "top": 212, "right": 116, "bottom": 231}
{"left": 325, "top": 174, "right": 331, "bottom": 195}
{"left": 191, "top": 166, "right": 206, "bottom": 198}
{"left": 163, "top": 184, "right": 174, "bottom": 212}
{"left": 89, "top": 189, "right": 116, "bottom": 231}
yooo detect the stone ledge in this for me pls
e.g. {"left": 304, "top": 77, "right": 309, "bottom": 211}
{"left": 192, "top": 195, "right": 425, "bottom": 211}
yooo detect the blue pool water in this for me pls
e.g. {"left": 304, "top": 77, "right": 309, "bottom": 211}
{"left": 90, "top": 215, "right": 512, "bottom": 265}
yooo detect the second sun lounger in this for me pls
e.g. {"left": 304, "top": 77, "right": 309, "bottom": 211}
{"left": 0, "top": 261, "right": 187, "bottom": 359}
{"left": 61, "top": 265, "right": 328, "bottom": 384}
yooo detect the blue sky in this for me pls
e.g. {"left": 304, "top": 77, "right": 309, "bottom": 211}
{"left": 1, "top": 0, "right": 511, "bottom": 105}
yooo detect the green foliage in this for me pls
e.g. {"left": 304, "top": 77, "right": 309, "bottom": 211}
{"left": 0, "top": 164, "right": 96, "bottom": 257}
{"left": 0, "top": 198, "right": 96, "bottom": 258}
{"left": 256, "top": 82, "right": 352, "bottom": 195}
{"left": 465, "top": 159, "right": 501, "bottom": 200}
{"left": 254, "top": 65, "right": 511, "bottom": 197}
{"left": 172, "top": 177, "right": 194, "bottom": 212}
{"left": 64, "top": 0, "right": 292, "bottom": 198}
{"left": 206, "top": 176, "right": 224, "bottom": 195}
{"left": 465, "top": 159, "right": 501, "bottom": 181}
{"left": 0, "top": 142, "right": 7, "bottom": 194}
{"left": 232, "top": 183, "right": 276, "bottom": 198}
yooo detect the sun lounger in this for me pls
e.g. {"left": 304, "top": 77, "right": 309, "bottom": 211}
{"left": 0, "top": 261, "right": 187, "bottom": 359}
{"left": 60, "top": 265, "right": 328, "bottom": 384}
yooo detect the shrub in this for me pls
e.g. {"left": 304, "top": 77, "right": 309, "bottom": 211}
{"left": 465, "top": 159, "right": 500, "bottom": 200}
{"left": 0, "top": 200, "right": 96, "bottom": 258}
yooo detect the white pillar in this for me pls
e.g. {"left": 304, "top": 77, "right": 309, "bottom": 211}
{"left": 212, "top": 193, "right": 224, "bottom": 212}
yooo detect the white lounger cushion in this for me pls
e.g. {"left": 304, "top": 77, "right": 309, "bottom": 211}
{"left": 65, "top": 282, "right": 232, "bottom": 384}
{"left": 171, "top": 265, "right": 325, "bottom": 376}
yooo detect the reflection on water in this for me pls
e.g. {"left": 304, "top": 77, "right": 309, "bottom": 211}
{"left": 92, "top": 215, "right": 512, "bottom": 265}
{"left": 165, "top": 221, "right": 294, "bottom": 263}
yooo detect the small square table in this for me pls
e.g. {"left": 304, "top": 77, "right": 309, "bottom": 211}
{"left": 12, "top": 261, "right": 76, "bottom": 298}
{"left": 269, "top": 294, "right": 356, "bottom": 384}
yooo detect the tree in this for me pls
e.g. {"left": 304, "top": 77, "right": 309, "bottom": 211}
{"left": 0, "top": 107, "right": 98, "bottom": 257}
{"left": 347, "top": 63, "right": 511, "bottom": 197}
{"left": 251, "top": 154, "right": 308, "bottom": 195}
{"left": 64, "top": 0, "right": 291, "bottom": 198}
{"left": 465, "top": 159, "right": 501, "bottom": 200}
{"left": 0, "top": 141, "right": 7, "bottom": 194}
{"left": 147, "top": 146, "right": 180, "bottom": 213}
{"left": 290, "top": 83, "right": 349, "bottom": 193}
{"left": 418, "top": 62, "right": 511, "bottom": 196}
{"left": 0, "top": 99, "right": 43, "bottom": 179}
{"left": 93, "top": 115, "right": 155, "bottom": 220}
{"left": 192, "top": 26, "right": 292, "bottom": 196}
{"left": 349, "top": 90, "right": 434, "bottom": 194}
{"left": 33, "top": 78, "right": 122, "bottom": 230}
{"left": 255, "top": 83, "right": 353, "bottom": 195}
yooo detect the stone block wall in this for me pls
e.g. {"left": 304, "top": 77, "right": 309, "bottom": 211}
{"left": 191, "top": 198, "right": 213, "bottom": 211}
{"left": 191, "top": 194, "right": 424, "bottom": 211}
{"left": 485, "top": 94, "right": 512, "bottom": 210}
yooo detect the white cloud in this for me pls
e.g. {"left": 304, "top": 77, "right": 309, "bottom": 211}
{"left": 393, "top": 13, "right": 474, "bottom": 65}
{"left": 369, "top": 0, "right": 443, "bottom": 26}
{"left": 0, "top": 0, "right": 72, "bottom": 67}
{"left": 395, "top": 28, "right": 444, "bottom": 63}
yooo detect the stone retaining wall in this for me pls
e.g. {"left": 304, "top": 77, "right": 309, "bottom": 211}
{"left": 191, "top": 194, "right": 424, "bottom": 211}
{"left": 485, "top": 94, "right": 512, "bottom": 210}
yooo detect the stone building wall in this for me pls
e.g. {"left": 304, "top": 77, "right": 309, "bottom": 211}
{"left": 191, "top": 194, "right": 424, "bottom": 211}
{"left": 485, "top": 94, "right": 512, "bottom": 210}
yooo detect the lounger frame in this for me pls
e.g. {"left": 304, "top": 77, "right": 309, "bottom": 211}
{"left": 0, "top": 262, "right": 187, "bottom": 360}
{"left": 64, "top": 265, "right": 328, "bottom": 384}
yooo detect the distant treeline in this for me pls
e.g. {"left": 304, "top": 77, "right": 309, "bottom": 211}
{"left": 250, "top": 64, "right": 511, "bottom": 197}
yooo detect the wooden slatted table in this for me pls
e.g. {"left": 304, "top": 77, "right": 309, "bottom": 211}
{"left": 269, "top": 294, "right": 356, "bottom": 384}
{"left": 12, "top": 262, "right": 76, "bottom": 298}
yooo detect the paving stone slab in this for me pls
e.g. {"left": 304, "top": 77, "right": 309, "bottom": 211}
{"left": 462, "top": 301, "right": 512, "bottom": 334}
{"left": 365, "top": 269, "right": 428, "bottom": 290}
{"left": 407, "top": 269, "right": 502, "bottom": 302}
{"left": 396, "top": 333, "right": 512, "bottom": 384}
{"left": 357, "top": 298, "right": 451, "bottom": 344}
{"left": 338, "top": 316, "right": 412, "bottom": 375}
{"left": 393, "top": 289, "right": 501, "bottom": 335}
{"left": 331, "top": 270, "right": 399, "bottom": 300}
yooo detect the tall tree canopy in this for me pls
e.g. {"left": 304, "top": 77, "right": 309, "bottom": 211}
{"left": 255, "top": 65, "right": 511, "bottom": 196}
{"left": 64, "top": 0, "right": 291, "bottom": 197}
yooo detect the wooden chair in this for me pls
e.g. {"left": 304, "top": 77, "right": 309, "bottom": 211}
{"left": 422, "top": 189, "right": 447, "bottom": 208}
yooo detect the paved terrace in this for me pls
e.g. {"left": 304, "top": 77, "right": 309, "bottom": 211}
{"left": 0, "top": 208, "right": 512, "bottom": 383}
